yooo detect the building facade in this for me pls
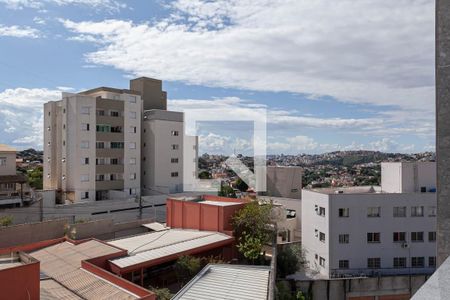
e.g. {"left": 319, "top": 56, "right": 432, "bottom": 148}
{"left": 265, "top": 166, "right": 302, "bottom": 199}
{"left": 302, "top": 162, "right": 437, "bottom": 278}
{"left": 44, "top": 87, "right": 142, "bottom": 203}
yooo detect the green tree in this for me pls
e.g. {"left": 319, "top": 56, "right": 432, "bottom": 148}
{"left": 149, "top": 287, "right": 172, "bottom": 300}
{"left": 277, "top": 244, "right": 305, "bottom": 278}
{"left": 235, "top": 178, "right": 249, "bottom": 192}
{"left": 198, "top": 170, "right": 211, "bottom": 179}
{"left": 174, "top": 255, "right": 201, "bottom": 285}
{"left": 27, "top": 166, "right": 43, "bottom": 189}
{"left": 276, "top": 281, "right": 294, "bottom": 300}
{"left": 232, "top": 200, "right": 272, "bottom": 263}
{"left": 0, "top": 216, "right": 13, "bottom": 226}
{"left": 218, "top": 185, "right": 236, "bottom": 198}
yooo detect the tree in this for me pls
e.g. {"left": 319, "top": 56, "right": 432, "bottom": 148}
{"left": 232, "top": 200, "right": 272, "bottom": 263}
{"left": 174, "top": 255, "right": 201, "bottom": 285}
{"left": 0, "top": 216, "right": 13, "bottom": 227}
{"left": 277, "top": 244, "right": 305, "bottom": 278}
{"left": 27, "top": 166, "right": 43, "bottom": 189}
{"left": 235, "top": 178, "right": 249, "bottom": 192}
{"left": 149, "top": 287, "right": 172, "bottom": 300}
{"left": 198, "top": 170, "right": 211, "bottom": 179}
{"left": 218, "top": 185, "right": 236, "bottom": 198}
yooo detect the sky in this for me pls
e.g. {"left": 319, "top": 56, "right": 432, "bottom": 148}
{"left": 0, "top": 0, "right": 435, "bottom": 155}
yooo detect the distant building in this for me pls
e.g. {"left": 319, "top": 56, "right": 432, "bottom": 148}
{"left": 264, "top": 166, "right": 302, "bottom": 199}
{"left": 381, "top": 162, "right": 436, "bottom": 193}
{"left": 0, "top": 144, "right": 28, "bottom": 207}
{"left": 302, "top": 162, "right": 437, "bottom": 278}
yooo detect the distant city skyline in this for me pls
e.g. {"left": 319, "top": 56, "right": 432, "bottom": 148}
{"left": 0, "top": 0, "right": 435, "bottom": 155}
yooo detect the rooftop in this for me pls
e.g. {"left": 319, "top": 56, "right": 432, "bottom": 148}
{"left": 108, "top": 229, "right": 233, "bottom": 269}
{"left": 309, "top": 186, "right": 382, "bottom": 195}
{"left": 29, "top": 240, "right": 139, "bottom": 300}
{"left": 172, "top": 264, "right": 271, "bottom": 300}
{"left": 0, "top": 144, "right": 16, "bottom": 152}
{"left": 78, "top": 86, "right": 140, "bottom": 96}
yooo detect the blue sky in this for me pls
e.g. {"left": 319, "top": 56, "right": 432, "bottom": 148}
{"left": 0, "top": 0, "right": 435, "bottom": 155}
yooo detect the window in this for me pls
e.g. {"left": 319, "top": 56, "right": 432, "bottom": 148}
{"left": 338, "top": 208, "right": 349, "bottom": 217}
{"left": 0, "top": 157, "right": 6, "bottom": 166}
{"left": 319, "top": 232, "right": 325, "bottom": 243}
{"left": 319, "top": 257, "right": 325, "bottom": 267}
{"left": 111, "top": 142, "right": 124, "bottom": 149}
{"left": 129, "top": 111, "right": 137, "bottom": 119}
{"left": 367, "top": 258, "right": 381, "bottom": 269}
{"left": 96, "top": 110, "right": 105, "bottom": 116}
{"left": 393, "top": 232, "right": 406, "bottom": 242}
{"left": 171, "top": 158, "right": 179, "bottom": 163}
{"left": 129, "top": 188, "right": 137, "bottom": 195}
{"left": 291, "top": 188, "right": 298, "bottom": 193}
{"left": 429, "top": 231, "right": 436, "bottom": 242}
{"left": 96, "top": 124, "right": 110, "bottom": 132}
{"left": 81, "top": 123, "right": 90, "bottom": 131}
{"left": 314, "top": 229, "right": 318, "bottom": 237}
{"left": 367, "top": 207, "right": 381, "bottom": 217}
{"left": 318, "top": 207, "right": 326, "bottom": 217}
{"left": 63, "top": 140, "right": 66, "bottom": 146}
{"left": 393, "top": 257, "right": 407, "bottom": 268}
{"left": 110, "top": 110, "right": 120, "bottom": 117}
{"left": 429, "top": 256, "right": 436, "bottom": 267}
{"left": 82, "top": 157, "right": 89, "bottom": 165}
{"left": 429, "top": 206, "right": 437, "bottom": 217}
{"left": 80, "top": 174, "right": 89, "bottom": 182}
{"left": 129, "top": 142, "right": 136, "bottom": 149}
{"left": 96, "top": 158, "right": 105, "bottom": 165}
{"left": 367, "top": 232, "right": 380, "bottom": 243}
{"left": 171, "top": 130, "right": 179, "bottom": 136}
{"left": 111, "top": 126, "right": 122, "bottom": 133}
{"left": 110, "top": 158, "right": 119, "bottom": 165}
{"left": 81, "top": 106, "right": 90, "bottom": 115}
{"left": 393, "top": 206, "right": 406, "bottom": 217}
{"left": 130, "top": 173, "right": 136, "bottom": 180}
{"left": 172, "top": 144, "right": 179, "bottom": 150}
{"left": 63, "top": 108, "right": 66, "bottom": 113}
{"left": 171, "top": 172, "right": 179, "bottom": 177}
{"left": 411, "top": 257, "right": 425, "bottom": 268}
{"left": 339, "top": 234, "right": 349, "bottom": 244}
{"left": 411, "top": 232, "right": 424, "bottom": 242}
{"left": 80, "top": 141, "right": 89, "bottom": 149}
{"left": 129, "top": 126, "right": 137, "bottom": 133}
{"left": 129, "top": 158, "right": 136, "bottom": 165}
{"left": 96, "top": 174, "right": 105, "bottom": 181}
{"left": 338, "top": 260, "right": 349, "bottom": 269}
{"left": 411, "top": 206, "right": 424, "bottom": 217}
{"left": 421, "top": 186, "right": 427, "bottom": 193}
{"left": 81, "top": 192, "right": 89, "bottom": 199}
{"left": 96, "top": 142, "right": 105, "bottom": 149}
{"left": 130, "top": 95, "right": 136, "bottom": 103}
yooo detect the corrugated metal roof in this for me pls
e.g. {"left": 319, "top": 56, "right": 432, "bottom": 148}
{"left": 172, "top": 264, "right": 270, "bottom": 300}
{"left": 30, "top": 240, "right": 139, "bottom": 300}
{"left": 109, "top": 230, "right": 233, "bottom": 269}
{"left": 40, "top": 279, "right": 83, "bottom": 300}
{"left": 200, "top": 200, "right": 242, "bottom": 206}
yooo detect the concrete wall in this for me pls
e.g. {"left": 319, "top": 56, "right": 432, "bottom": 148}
{"left": 0, "top": 151, "right": 16, "bottom": 176}
{"left": 381, "top": 162, "right": 436, "bottom": 193}
{"left": 291, "top": 274, "right": 429, "bottom": 300}
{"left": 437, "top": 0, "right": 450, "bottom": 265}
{"left": 266, "top": 166, "right": 303, "bottom": 199}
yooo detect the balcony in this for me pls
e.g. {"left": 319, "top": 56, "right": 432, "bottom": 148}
{"left": 95, "top": 164, "right": 124, "bottom": 174}
{"left": 95, "top": 179, "right": 124, "bottom": 190}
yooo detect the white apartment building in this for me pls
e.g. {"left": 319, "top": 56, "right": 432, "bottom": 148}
{"left": 43, "top": 87, "right": 142, "bottom": 203}
{"left": 302, "top": 162, "right": 437, "bottom": 278}
{"left": 142, "top": 110, "right": 184, "bottom": 195}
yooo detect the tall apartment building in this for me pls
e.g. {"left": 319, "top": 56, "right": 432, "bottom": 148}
{"left": 44, "top": 87, "right": 142, "bottom": 203}
{"left": 142, "top": 110, "right": 184, "bottom": 195}
{"left": 302, "top": 162, "right": 437, "bottom": 278}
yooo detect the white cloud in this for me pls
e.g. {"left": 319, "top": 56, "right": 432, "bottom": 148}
{"left": 0, "top": 0, "right": 125, "bottom": 11}
{"left": 60, "top": 0, "right": 434, "bottom": 112}
{"left": 0, "top": 88, "right": 61, "bottom": 148}
{"left": 0, "top": 24, "right": 40, "bottom": 38}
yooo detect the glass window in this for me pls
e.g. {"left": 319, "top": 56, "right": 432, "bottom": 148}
{"left": 80, "top": 174, "right": 89, "bottom": 182}
{"left": 428, "top": 206, "right": 437, "bottom": 217}
{"left": 129, "top": 111, "right": 137, "bottom": 119}
{"left": 81, "top": 192, "right": 89, "bottom": 199}
{"left": 171, "top": 172, "right": 179, "bottom": 177}
{"left": 172, "top": 144, "right": 179, "bottom": 150}
{"left": 367, "top": 258, "right": 381, "bottom": 269}
{"left": 111, "top": 142, "right": 124, "bottom": 149}
{"left": 429, "top": 231, "right": 436, "bottom": 242}
{"left": 96, "top": 110, "right": 105, "bottom": 116}
{"left": 130, "top": 95, "right": 136, "bottom": 103}
{"left": 171, "top": 130, "right": 179, "bottom": 136}
{"left": 0, "top": 157, "right": 6, "bottom": 166}
{"left": 110, "top": 110, "right": 120, "bottom": 117}
{"left": 129, "top": 126, "right": 137, "bottom": 133}
{"left": 319, "top": 257, "right": 325, "bottom": 267}
{"left": 96, "top": 142, "right": 105, "bottom": 149}
{"left": 393, "top": 206, "right": 406, "bottom": 217}
{"left": 81, "top": 157, "right": 89, "bottom": 165}
{"left": 411, "top": 206, "right": 424, "bottom": 217}
{"left": 80, "top": 141, "right": 89, "bottom": 149}
{"left": 339, "top": 234, "right": 349, "bottom": 244}
{"left": 429, "top": 256, "right": 436, "bottom": 267}
{"left": 129, "top": 142, "right": 136, "bottom": 149}
{"left": 81, "top": 106, "right": 90, "bottom": 115}
{"left": 318, "top": 207, "right": 326, "bottom": 217}
{"left": 81, "top": 123, "right": 90, "bottom": 131}
{"left": 338, "top": 208, "right": 349, "bottom": 217}
{"left": 130, "top": 173, "right": 136, "bottom": 180}
{"left": 411, "top": 257, "right": 425, "bottom": 268}
{"left": 367, "top": 207, "right": 381, "bottom": 217}
{"left": 393, "top": 257, "right": 407, "bottom": 268}
{"left": 319, "top": 232, "right": 325, "bottom": 243}
{"left": 393, "top": 232, "right": 406, "bottom": 242}
{"left": 129, "top": 158, "right": 136, "bottom": 165}
{"left": 367, "top": 232, "right": 381, "bottom": 243}
{"left": 171, "top": 158, "right": 179, "bottom": 163}
{"left": 338, "top": 260, "right": 349, "bottom": 269}
{"left": 411, "top": 232, "right": 424, "bottom": 242}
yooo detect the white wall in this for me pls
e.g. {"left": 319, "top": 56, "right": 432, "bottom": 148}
{"left": 0, "top": 151, "right": 16, "bottom": 176}
{"left": 382, "top": 162, "right": 436, "bottom": 193}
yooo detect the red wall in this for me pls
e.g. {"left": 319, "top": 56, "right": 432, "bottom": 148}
{"left": 0, "top": 260, "right": 40, "bottom": 300}
{"left": 166, "top": 195, "right": 246, "bottom": 234}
